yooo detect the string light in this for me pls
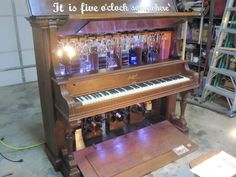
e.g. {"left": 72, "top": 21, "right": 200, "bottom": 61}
{"left": 56, "top": 45, "right": 77, "bottom": 60}
{"left": 65, "top": 45, "right": 76, "bottom": 59}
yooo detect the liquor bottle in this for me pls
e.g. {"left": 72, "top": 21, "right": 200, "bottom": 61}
{"left": 114, "top": 42, "right": 122, "bottom": 68}
{"left": 82, "top": 116, "right": 103, "bottom": 139}
{"left": 89, "top": 46, "right": 99, "bottom": 72}
{"left": 130, "top": 104, "right": 144, "bottom": 113}
{"left": 109, "top": 109, "right": 128, "bottom": 122}
{"left": 147, "top": 41, "right": 158, "bottom": 64}
{"left": 79, "top": 43, "right": 92, "bottom": 73}
{"left": 129, "top": 43, "right": 138, "bottom": 65}
{"left": 118, "top": 108, "right": 129, "bottom": 121}
{"left": 110, "top": 112, "right": 117, "bottom": 122}
{"left": 106, "top": 50, "right": 118, "bottom": 69}
{"left": 94, "top": 115, "right": 104, "bottom": 123}
{"left": 94, "top": 115, "right": 103, "bottom": 129}
{"left": 135, "top": 36, "right": 142, "bottom": 65}
{"left": 142, "top": 42, "right": 148, "bottom": 64}
{"left": 115, "top": 112, "right": 123, "bottom": 122}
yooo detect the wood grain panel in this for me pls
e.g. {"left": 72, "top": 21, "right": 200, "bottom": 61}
{"left": 74, "top": 121, "right": 198, "bottom": 177}
{"left": 27, "top": 0, "right": 177, "bottom": 16}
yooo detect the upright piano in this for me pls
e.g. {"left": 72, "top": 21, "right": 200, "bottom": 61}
{"left": 27, "top": 0, "right": 200, "bottom": 176}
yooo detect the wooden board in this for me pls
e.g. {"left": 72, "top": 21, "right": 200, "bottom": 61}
{"left": 27, "top": 0, "right": 177, "bottom": 16}
{"left": 74, "top": 121, "right": 197, "bottom": 177}
{"left": 189, "top": 151, "right": 220, "bottom": 169}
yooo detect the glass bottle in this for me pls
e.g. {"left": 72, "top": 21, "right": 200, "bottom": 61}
{"left": 106, "top": 39, "right": 118, "bottom": 69}
{"left": 147, "top": 35, "right": 158, "bottom": 64}
{"left": 114, "top": 38, "right": 122, "bottom": 68}
{"left": 89, "top": 46, "right": 99, "bottom": 72}
{"left": 129, "top": 42, "right": 138, "bottom": 65}
{"left": 142, "top": 42, "right": 148, "bottom": 64}
{"left": 79, "top": 42, "right": 92, "bottom": 74}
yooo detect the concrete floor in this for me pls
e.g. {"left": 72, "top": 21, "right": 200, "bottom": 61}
{"left": 0, "top": 82, "right": 236, "bottom": 177}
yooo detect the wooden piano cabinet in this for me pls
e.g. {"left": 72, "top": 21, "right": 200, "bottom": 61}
{"left": 28, "top": 18, "right": 63, "bottom": 171}
{"left": 27, "top": 0, "right": 200, "bottom": 176}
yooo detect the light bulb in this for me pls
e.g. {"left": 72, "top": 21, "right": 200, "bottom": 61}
{"left": 57, "top": 49, "right": 63, "bottom": 58}
{"left": 64, "top": 45, "right": 76, "bottom": 59}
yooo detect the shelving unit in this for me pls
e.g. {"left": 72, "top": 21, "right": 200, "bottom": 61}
{"left": 185, "top": 0, "right": 224, "bottom": 97}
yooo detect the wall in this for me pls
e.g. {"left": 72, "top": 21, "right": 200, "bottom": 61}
{"left": 0, "top": 0, "right": 37, "bottom": 87}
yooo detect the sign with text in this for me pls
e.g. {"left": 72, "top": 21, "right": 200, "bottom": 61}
{"left": 28, "top": 0, "right": 177, "bottom": 16}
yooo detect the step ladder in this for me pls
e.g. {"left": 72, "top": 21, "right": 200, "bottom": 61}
{"left": 201, "top": 0, "right": 236, "bottom": 117}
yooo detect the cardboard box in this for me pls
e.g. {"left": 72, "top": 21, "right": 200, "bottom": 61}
{"left": 192, "top": 25, "right": 208, "bottom": 43}
{"left": 190, "top": 151, "right": 236, "bottom": 177}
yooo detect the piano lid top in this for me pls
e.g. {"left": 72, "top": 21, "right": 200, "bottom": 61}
{"left": 27, "top": 0, "right": 201, "bottom": 35}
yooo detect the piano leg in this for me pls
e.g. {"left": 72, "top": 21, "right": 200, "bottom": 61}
{"left": 61, "top": 128, "right": 81, "bottom": 177}
{"left": 165, "top": 94, "right": 176, "bottom": 121}
{"left": 170, "top": 91, "right": 189, "bottom": 133}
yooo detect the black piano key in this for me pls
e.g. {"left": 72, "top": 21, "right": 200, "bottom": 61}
{"left": 87, "top": 95, "right": 92, "bottom": 99}
{"left": 144, "top": 81, "right": 153, "bottom": 86}
{"left": 136, "top": 83, "right": 143, "bottom": 87}
{"left": 163, "top": 78, "right": 171, "bottom": 81}
{"left": 113, "top": 89, "right": 119, "bottom": 93}
{"left": 121, "top": 88, "right": 127, "bottom": 91}
{"left": 96, "top": 93, "right": 101, "bottom": 97}
{"left": 128, "top": 86, "right": 134, "bottom": 90}
{"left": 109, "top": 89, "right": 115, "bottom": 94}
{"left": 170, "top": 76, "right": 178, "bottom": 80}
{"left": 151, "top": 80, "right": 160, "bottom": 84}
{"left": 100, "top": 92, "right": 106, "bottom": 96}
{"left": 159, "top": 79, "right": 166, "bottom": 82}
{"left": 79, "top": 97, "right": 84, "bottom": 101}
{"left": 123, "top": 86, "right": 133, "bottom": 90}
{"left": 84, "top": 96, "right": 90, "bottom": 100}
{"left": 74, "top": 97, "right": 80, "bottom": 102}
{"left": 91, "top": 94, "right": 98, "bottom": 98}
{"left": 117, "top": 88, "right": 125, "bottom": 92}
{"left": 102, "top": 91, "right": 109, "bottom": 96}
{"left": 137, "top": 83, "right": 146, "bottom": 87}
{"left": 105, "top": 91, "right": 111, "bottom": 95}
{"left": 122, "top": 87, "right": 128, "bottom": 91}
{"left": 131, "top": 85, "right": 139, "bottom": 89}
{"left": 176, "top": 75, "right": 183, "bottom": 79}
{"left": 97, "top": 93, "right": 103, "bottom": 97}
{"left": 107, "top": 90, "right": 114, "bottom": 94}
{"left": 115, "top": 89, "right": 121, "bottom": 93}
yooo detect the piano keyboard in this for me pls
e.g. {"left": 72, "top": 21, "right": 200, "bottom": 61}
{"left": 74, "top": 75, "right": 190, "bottom": 106}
